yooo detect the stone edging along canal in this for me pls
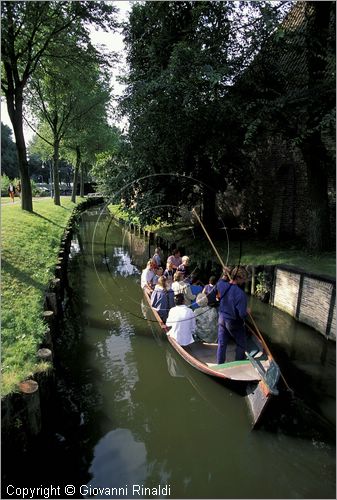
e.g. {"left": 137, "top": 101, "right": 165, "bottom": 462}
{"left": 1, "top": 196, "right": 104, "bottom": 453}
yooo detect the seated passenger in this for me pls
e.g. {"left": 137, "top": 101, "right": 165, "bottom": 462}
{"left": 151, "top": 276, "right": 174, "bottom": 323}
{"left": 203, "top": 275, "right": 218, "bottom": 306}
{"left": 152, "top": 247, "right": 162, "bottom": 268}
{"left": 177, "top": 255, "right": 190, "bottom": 280}
{"left": 140, "top": 260, "right": 156, "bottom": 292}
{"left": 153, "top": 266, "right": 164, "bottom": 285}
{"left": 163, "top": 261, "right": 175, "bottom": 288}
{"left": 166, "top": 293, "right": 196, "bottom": 346}
{"left": 193, "top": 293, "right": 218, "bottom": 343}
{"left": 171, "top": 271, "right": 195, "bottom": 306}
{"left": 190, "top": 274, "right": 204, "bottom": 310}
{"left": 167, "top": 249, "right": 182, "bottom": 271}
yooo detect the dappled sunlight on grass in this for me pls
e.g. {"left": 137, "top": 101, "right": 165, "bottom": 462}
{"left": 180, "top": 237, "right": 335, "bottom": 277}
{"left": 1, "top": 197, "right": 81, "bottom": 396}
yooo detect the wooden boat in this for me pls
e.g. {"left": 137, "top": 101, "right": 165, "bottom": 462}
{"left": 143, "top": 288, "right": 280, "bottom": 427}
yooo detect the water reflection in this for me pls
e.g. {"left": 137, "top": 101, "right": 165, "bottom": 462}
{"left": 87, "top": 429, "right": 147, "bottom": 498}
{"left": 59, "top": 207, "right": 335, "bottom": 499}
{"left": 166, "top": 351, "right": 185, "bottom": 378}
{"left": 112, "top": 248, "right": 140, "bottom": 277}
{"left": 249, "top": 298, "right": 336, "bottom": 425}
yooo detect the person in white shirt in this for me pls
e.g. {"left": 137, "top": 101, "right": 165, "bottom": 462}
{"left": 141, "top": 260, "right": 156, "bottom": 291}
{"left": 166, "top": 293, "right": 196, "bottom": 346}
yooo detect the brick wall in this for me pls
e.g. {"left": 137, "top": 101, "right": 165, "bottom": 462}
{"left": 273, "top": 268, "right": 301, "bottom": 317}
{"left": 271, "top": 265, "right": 336, "bottom": 340}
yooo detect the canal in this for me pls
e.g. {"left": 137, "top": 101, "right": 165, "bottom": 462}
{"left": 4, "top": 206, "right": 336, "bottom": 499}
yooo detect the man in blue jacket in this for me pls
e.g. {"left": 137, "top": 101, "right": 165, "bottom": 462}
{"left": 215, "top": 266, "right": 249, "bottom": 364}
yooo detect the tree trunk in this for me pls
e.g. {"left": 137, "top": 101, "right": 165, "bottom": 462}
{"left": 6, "top": 87, "right": 33, "bottom": 212}
{"left": 53, "top": 140, "right": 61, "bottom": 206}
{"left": 299, "top": 2, "right": 334, "bottom": 251}
{"left": 80, "top": 161, "right": 85, "bottom": 198}
{"left": 300, "top": 133, "right": 331, "bottom": 251}
{"left": 202, "top": 186, "right": 218, "bottom": 234}
{"left": 199, "top": 155, "right": 218, "bottom": 234}
{"left": 71, "top": 146, "right": 81, "bottom": 203}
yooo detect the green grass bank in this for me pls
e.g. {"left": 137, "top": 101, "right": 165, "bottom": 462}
{"left": 109, "top": 205, "right": 336, "bottom": 278}
{"left": 1, "top": 196, "right": 85, "bottom": 396}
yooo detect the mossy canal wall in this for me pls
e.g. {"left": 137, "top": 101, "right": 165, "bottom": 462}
{"left": 2, "top": 197, "right": 104, "bottom": 455}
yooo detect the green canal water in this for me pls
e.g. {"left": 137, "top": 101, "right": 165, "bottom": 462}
{"left": 4, "top": 206, "right": 336, "bottom": 499}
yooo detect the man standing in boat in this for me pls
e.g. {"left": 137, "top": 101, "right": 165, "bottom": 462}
{"left": 215, "top": 266, "right": 249, "bottom": 364}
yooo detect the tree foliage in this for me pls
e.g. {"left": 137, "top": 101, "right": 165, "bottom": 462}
{"left": 233, "top": 1, "right": 336, "bottom": 249}
{"left": 1, "top": 123, "right": 19, "bottom": 179}
{"left": 26, "top": 34, "right": 112, "bottom": 205}
{"left": 117, "top": 1, "right": 288, "bottom": 228}
{"left": 1, "top": 0, "right": 118, "bottom": 211}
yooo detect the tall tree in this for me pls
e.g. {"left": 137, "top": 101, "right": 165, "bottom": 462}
{"left": 61, "top": 67, "right": 113, "bottom": 203}
{"left": 62, "top": 111, "right": 115, "bottom": 203}
{"left": 1, "top": 1, "right": 117, "bottom": 211}
{"left": 297, "top": 2, "right": 335, "bottom": 250}
{"left": 91, "top": 128, "right": 130, "bottom": 200}
{"left": 120, "top": 1, "right": 288, "bottom": 229}
{"left": 26, "top": 37, "right": 111, "bottom": 205}
{"left": 236, "top": 1, "right": 335, "bottom": 250}
{"left": 70, "top": 120, "right": 115, "bottom": 202}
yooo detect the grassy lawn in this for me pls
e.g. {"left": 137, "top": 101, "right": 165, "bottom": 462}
{"left": 1, "top": 196, "right": 50, "bottom": 205}
{"left": 1, "top": 196, "right": 85, "bottom": 396}
{"left": 109, "top": 205, "right": 336, "bottom": 278}
{"left": 1, "top": 197, "right": 23, "bottom": 205}
{"left": 184, "top": 234, "right": 336, "bottom": 277}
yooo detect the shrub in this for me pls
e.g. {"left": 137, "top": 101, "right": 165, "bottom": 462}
{"left": 255, "top": 271, "right": 272, "bottom": 303}
{"left": 30, "top": 179, "right": 39, "bottom": 196}
{"left": 1, "top": 176, "right": 42, "bottom": 197}
{"left": 1, "top": 174, "right": 19, "bottom": 196}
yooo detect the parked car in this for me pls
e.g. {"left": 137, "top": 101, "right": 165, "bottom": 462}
{"left": 35, "top": 183, "right": 51, "bottom": 196}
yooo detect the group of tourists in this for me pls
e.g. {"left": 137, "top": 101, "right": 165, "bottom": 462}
{"left": 141, "top": 247, "right": 250, "bottom": 364}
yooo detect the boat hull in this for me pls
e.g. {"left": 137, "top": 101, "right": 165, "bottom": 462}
{"left": 143, "top": 289, "right": 279, "bottom": 427}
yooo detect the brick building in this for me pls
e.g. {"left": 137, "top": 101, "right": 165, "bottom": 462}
{"left": 231, "top": 1, "right": 335, "bottom": 249}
